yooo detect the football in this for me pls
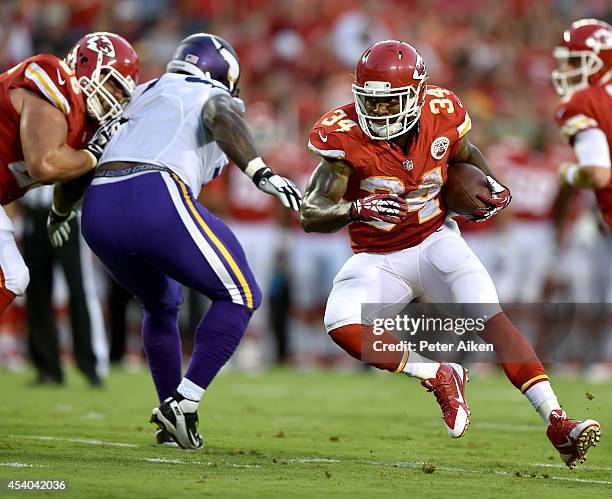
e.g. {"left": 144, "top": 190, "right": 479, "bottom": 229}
{"left": 442, "top": 163, "right": 490, "bottom": 215}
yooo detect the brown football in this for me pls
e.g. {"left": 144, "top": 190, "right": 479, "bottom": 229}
{"left": 442, "top": 163, "right": 489, "bottom": 215}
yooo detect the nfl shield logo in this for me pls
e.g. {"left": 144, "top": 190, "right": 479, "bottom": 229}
{"left": 403, "top": 159, "right": 414, "bottom": 172}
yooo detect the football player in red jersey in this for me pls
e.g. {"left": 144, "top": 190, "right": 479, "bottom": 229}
{"left": 0, "top": 32, "right": 139, "bottom": 314}
{"left": 302, "top": 40, "right": 600, "bottom": 468}
{"left": 552, "top": 19, "right": 612, "bottom": 227}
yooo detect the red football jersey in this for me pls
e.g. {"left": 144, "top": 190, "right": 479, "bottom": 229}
{"left": 554, "top": 83, "right": 612, "bottom": 229}
{"left": 0, "top": 54, "right": 90, "bottom": 205}
{"left": 308, "top": 85, "right": 471, "bottom": 253}
{"left": 489, "top": 139, "right": 561, "bottom": 222}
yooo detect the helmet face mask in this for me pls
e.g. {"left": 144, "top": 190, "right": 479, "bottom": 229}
{"left": 552, "top": 46, "right": 604, "bottom": 96}
{"left": 352, "top": 40, "right": 428, "bottom": 140}
{"left": 551, "top": 19, "right": 612, "bottom": 97}
{"left": 353, "top": 80, "right": 426, "bottom": 140}
{"left": 66, "top": 32, "right": 139, "bottom": 123}
{"left": 166, "top": 33, "right": 240, "bottom": 96}
{"left": 77, "top": 62, "right": 137, "bottom": 123}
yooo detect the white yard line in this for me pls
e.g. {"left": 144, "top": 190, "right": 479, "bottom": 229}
{"left": 143, "top": 458, "right": 260, "bottom": 468}
{"left": 285, "top": 457, "right": 342, "bottom": 464}
{"left": 527, "top": 462, "right": 612, "bottom": 472}
{"left": 9, "top": 435, "right": 138, "bottom": 448}
{"left": 0, "top": 462, "right": 43, "bottom": 468}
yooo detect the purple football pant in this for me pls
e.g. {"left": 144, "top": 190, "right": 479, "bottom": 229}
{"left": 82, "top": 170, "right": 261, "bottom": 402}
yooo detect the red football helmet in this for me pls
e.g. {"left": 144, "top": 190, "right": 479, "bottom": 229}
{"left": 552, "top": 19, "right": 612, "bottom": 97}
{"left": 65, "top": 32, "right": 140, "bottom": 122}
{"left": 352, "top": 40, "right": 428, "bottom": 140}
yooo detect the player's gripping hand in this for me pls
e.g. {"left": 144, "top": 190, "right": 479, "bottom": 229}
{"left": 85, "top": 116, "right": 125, "bottom": 165}
{"left": 350, "top": 193, "right": 408, "bottom": 224}
{"left": 467, "top": 176, "right": 511, "bottom": 222}
{"left": 47, "top": 206, "right": 78, "bottom": 247}
{"left": 253, "top": 168, "right": 302, "bottom": 212}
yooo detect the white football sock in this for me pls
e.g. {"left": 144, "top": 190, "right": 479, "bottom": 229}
{"left": 524, "top": 381, "right": 561, "bottom": 424}
{"left": 400, "top": 351, "right": 440, "bottom": 380}
{"left": 177, "top": 378, "right": 205, "bottom": 403}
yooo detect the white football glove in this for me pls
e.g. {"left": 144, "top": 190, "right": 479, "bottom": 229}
{"left": 254, "top": 168, "right": 302, "bottom": 212}
{"left": 47, "top": 207, "right": 78, "bottom": 248}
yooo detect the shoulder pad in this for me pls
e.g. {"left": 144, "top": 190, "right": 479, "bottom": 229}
{"left": 554, "top": 90, "right": 598, "bottom": 143}
{"left": 23, "top": 54, "right": 81, "bottom": 115}
{"left": 423, "top": 85, "right": 471, "bottom": 139}
{"left": 308, "top": 105, "right": 361, "bottom": 161}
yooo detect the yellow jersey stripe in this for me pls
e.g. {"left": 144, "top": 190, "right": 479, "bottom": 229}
{"left": 457, "top": 113, "right": 472, "bottom": 138}
{"left": 24, "top": 63, "right": 70, "bottom": 114}
{"left": 307, "top": 140, "right": 346, "bottom": 159}
{"left": 172, "top": 174, "right": 254, "bottom": 309}
{"left": 395, "top": 350, "right": 410, "bottom": 372}
{"left": 520, "top": 374, "right": 549, "bottom": 393}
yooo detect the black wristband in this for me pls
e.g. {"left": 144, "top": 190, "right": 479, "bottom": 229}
{"left": 252, "top": 166, "right": 273, "bottom": 186}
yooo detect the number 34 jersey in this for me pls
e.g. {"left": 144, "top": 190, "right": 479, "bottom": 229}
{"left": 308, "top": 85, "right": 471, "bottom": 254}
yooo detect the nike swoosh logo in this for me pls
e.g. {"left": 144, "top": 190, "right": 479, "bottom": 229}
{"left": 187, "top": 428, "right": 199, "bottom": 446}
{"left": 56, "top": 70, "right": 65, "bottom": 86}
{"left": 453, "top": 372, "right": 464, "bottom": 404}
{"left": 556, "top": 436, "right": 574, "bottom": 448}
{"left": 318, "top": 130, "right": 328, "bottom": 143}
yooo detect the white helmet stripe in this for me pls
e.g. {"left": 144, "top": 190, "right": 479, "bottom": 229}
{"left": 211, "top": 35, "right": 239, "bottom": 88}
{"left": 220, "top": 47, "right": 240, "bottom": 84}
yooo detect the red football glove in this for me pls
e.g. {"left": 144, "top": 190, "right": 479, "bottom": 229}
{"left": 455, "top": 176, "right": 511, "bottom": 223}
{"left": 350, "top": 193, "right": 408, "bottom": 224}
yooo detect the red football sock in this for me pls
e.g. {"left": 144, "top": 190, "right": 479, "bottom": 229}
{"left": 329, "top": 324, "right": 406, "bottom": 372}
{"left": 0, "top": 286, "right": 16, "bottom": 316}
{"left": 479, "top": 312, "right": 548, "bottom": 392}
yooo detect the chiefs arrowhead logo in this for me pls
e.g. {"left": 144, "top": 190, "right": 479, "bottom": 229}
{"left": 413, "top": 54, "right": 427, "bottom": 80}
{"left": 86, "top": 34, "right": 116, "bottom": 57}
{"left": 586, "top": 28, "right": 612, "bottom": 52}
{"left": 431, "top": 136, "right": 450, "bottom": 160}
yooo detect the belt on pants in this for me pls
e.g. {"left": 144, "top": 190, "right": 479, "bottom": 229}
{"left": 93, "top": 163, "right": 173, "bottom": 178}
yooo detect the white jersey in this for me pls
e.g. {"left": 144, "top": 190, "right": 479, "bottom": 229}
{"left": 100, "top": 73, "right": 229, "bottom": 194}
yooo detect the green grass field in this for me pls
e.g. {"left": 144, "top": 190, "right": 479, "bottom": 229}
{"left": 0, "top": 367, "right": 610, "bottom": 498}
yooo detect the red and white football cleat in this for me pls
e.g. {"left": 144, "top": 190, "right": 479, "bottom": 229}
{"left": 547, "top": 409, "right": 601, "bottom": 469}
{"left": 421, "top": 362, "right": 470, "bottom": 438}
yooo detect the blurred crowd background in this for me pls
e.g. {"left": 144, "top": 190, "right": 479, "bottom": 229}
{"left": 0, "top": 0, "right": 611, "bottom": 381}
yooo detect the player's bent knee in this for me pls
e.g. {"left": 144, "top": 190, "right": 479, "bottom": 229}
{"left": 324, "top": 294, "right": 362, "bottom": 333}
{"left": 328, "top": 324, "right": 362, "bottom": 360}
{"left": 5, "top": 265, "right": 30, "bottom": 296}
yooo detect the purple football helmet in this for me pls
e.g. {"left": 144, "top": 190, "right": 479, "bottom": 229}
{"left": 166, "top": 33, "right": 240, "bottom": 96}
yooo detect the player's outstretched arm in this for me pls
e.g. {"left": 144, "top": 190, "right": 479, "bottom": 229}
{"left": 15, "top": 89, "right": 96, "bottom": 183}
{"left": 202, "top": 93, "right": 301, "bottom": 211}
{"left": 202, "top": 92, "right": 258, "bottom": 169}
